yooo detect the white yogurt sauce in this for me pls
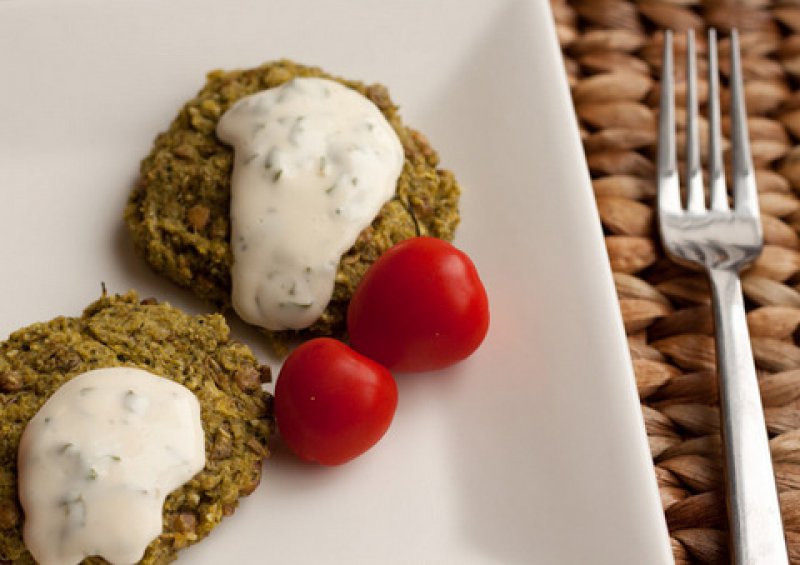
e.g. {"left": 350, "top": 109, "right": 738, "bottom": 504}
{"left": 216, "top": 77, "right": 405, "bottom": 330}
{"left": 17, "top": 368, "right": 205, "bottom": 565}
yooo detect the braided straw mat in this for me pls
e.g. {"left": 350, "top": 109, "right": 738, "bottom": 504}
{"left": 552, "top": 0, "right": 800, "bottom": 562}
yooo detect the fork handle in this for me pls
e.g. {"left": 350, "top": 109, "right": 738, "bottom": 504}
{"left": 708, "top": 267, "right": 789, "bottom": 564}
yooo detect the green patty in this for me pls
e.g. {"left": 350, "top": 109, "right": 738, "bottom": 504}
{"left": 125, "top": 60, "right": 460, "bottom": 342}
{"left": 0, "top": 291, "right": 272, "bottom": 564}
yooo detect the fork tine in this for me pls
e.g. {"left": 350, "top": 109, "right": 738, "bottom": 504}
{"left": 685, "top": 29, "right": 705, "bottom": 213}
{"left": 729, "top": 29, "right": 758, "bottom": 216}
{"left": 707, "top": 28, "right": 729, "bottom": 211}
{"left": 657, "top": 30, "right": 681, "bottom": 214}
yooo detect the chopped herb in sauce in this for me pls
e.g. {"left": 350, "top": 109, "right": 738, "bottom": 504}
{"left": 264, "top": 147, "right": 280, "bottom": 169}
{"left": 60, "top": 494, "right": 85, "bottom": 520}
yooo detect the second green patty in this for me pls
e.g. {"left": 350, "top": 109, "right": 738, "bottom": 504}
{"left": 125, "top": 60, "right": 461, "bottom": 340}
{"left": 0, "top": 291, "right": 271, "bottom": 564}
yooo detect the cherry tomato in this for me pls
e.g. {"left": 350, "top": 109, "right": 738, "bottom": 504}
{"left": 347, "top": 236, "right": 489, "bottom": 372}
{"left": 274, "top": 338, "right": 398, "bottom": 465}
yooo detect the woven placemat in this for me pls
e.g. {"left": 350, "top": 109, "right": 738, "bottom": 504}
{"left": 552, "top": 0, "right": 800, "bottom": 562}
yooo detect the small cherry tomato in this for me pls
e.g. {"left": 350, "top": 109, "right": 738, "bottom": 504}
{"left": 274, "top": 338, "right": 398, "bottom": 465}
{"left": 347, "top": 236, "right": 489, "bottom": 372}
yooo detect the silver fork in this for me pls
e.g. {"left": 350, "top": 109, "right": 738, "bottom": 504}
{"left": 658, "top": 28, "right": 789, "bottom": 564}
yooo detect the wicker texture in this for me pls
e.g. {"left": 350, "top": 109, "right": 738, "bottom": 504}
{"left": 553, "top": 0, "right": 800, "bottom": 562}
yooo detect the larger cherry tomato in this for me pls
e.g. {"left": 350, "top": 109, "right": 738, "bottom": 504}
{"left": 274, "top": 338, "right": 398, "bottom": 465}
{"left": 347, "top": 237, "right": 489, "bottom": 372}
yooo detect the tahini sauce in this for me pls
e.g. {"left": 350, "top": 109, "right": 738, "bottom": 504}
{"left": 18, "top": 368, "right": 205, "bottom": 565}
{"left": 216, "top": 77, "right": 404, "bottom": 330}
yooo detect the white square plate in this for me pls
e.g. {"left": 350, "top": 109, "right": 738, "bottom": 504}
{"left": 0, "top": 0, "right": 673, "bottom": 563}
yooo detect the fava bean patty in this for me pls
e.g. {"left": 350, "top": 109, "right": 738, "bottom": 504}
{"left": 125, "top": 60, "right": 461, "bottom": 342}
{"left": 0, "top": 291, "right": 272, "bottom": 564}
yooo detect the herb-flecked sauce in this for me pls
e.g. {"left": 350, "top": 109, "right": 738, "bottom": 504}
{"left": 216, "top": 77, "right": 405, "bottom": 330}
{"left": 17, "top": 368, "right": 205, "bottom": 565}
